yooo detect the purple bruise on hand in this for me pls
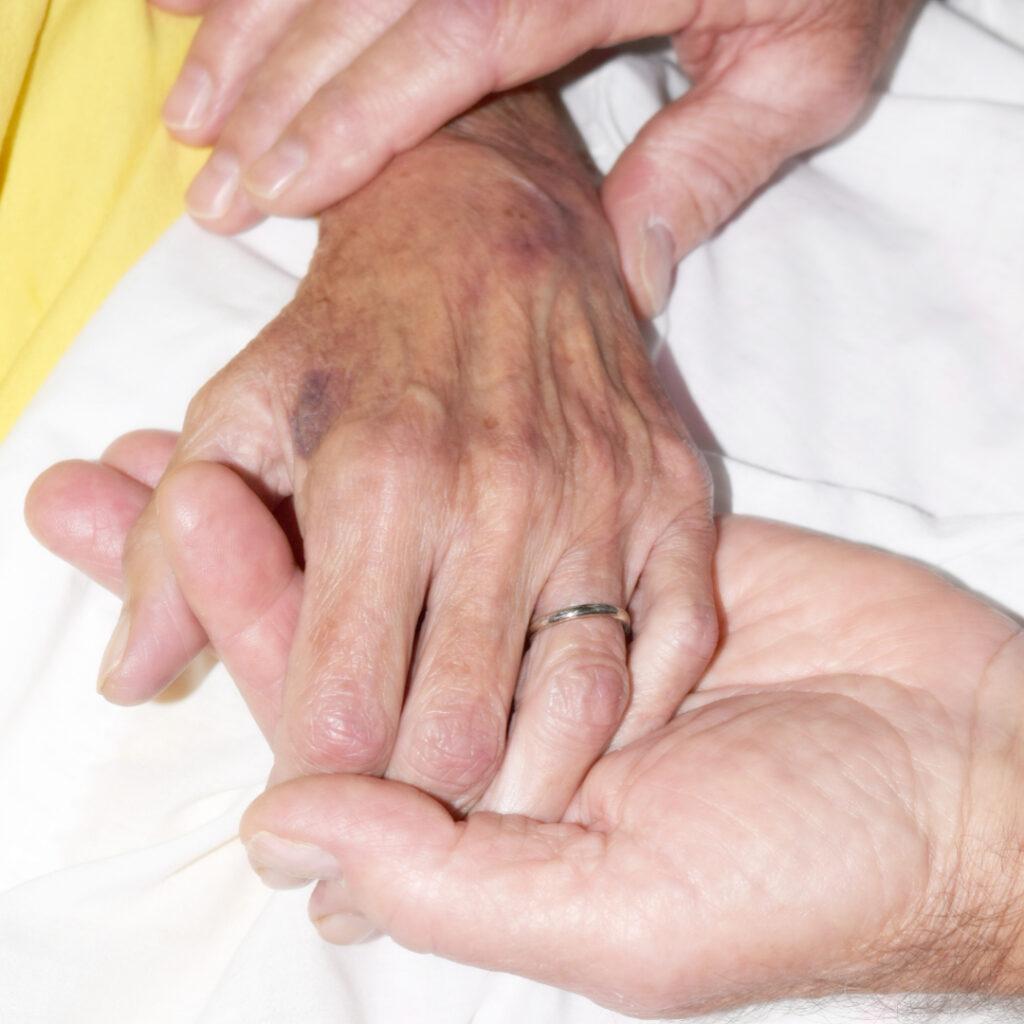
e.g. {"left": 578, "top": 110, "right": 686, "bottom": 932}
{"left": 289, "top": 368, "right": 344, "bottom": 459}
{"left": 494, "top": 188, "right": 583, "bottom": 272}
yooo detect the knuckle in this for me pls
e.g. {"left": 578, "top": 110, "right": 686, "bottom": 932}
{"left": 312, "top": 392, "right": 450, "bottom": 495}
{"left": 543, "top": 653, "right": 629, "bottom": 741}
{"left": 290, "top": 690, "right": 392, "bottom": 774}
{"left": 405, "top": 695, "right": 505, "bottom": 794}
{"left": 468, "top": 419, "right": 558, "bottom": 514}
{"left": 655, "top": 433, "right": 713, "bottom": 513}
{"left": 298, "top": 83, "right": 360, "bottom": 151}
{"left": 662, "top": 603, "right": 720, "bottom": 670}
{"left": 661, "top": 111, "right": 781, "bottom": 237}
{"left": 181, "top": 362, "right": 259, "bottom": 434}
{"left": 222, "top": 89, "right": 281, "bottom": 151}
{"left": 426, "top": 0, "right": 504, "bottom": 68}
{"left": 373, "top": 424, "right": 437, "bottom": 479}
{"left": 178, "top": 366, "right": 274, "bottom": 470}
{"left": 181, "top": 378, "right": 224, "bottom": 432}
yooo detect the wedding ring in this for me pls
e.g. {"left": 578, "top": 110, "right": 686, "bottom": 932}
{"left": 527, "top": 603, "right": 631, "bottom": 640}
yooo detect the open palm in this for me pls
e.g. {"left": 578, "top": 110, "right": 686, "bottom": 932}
{"left": 27, "top": 436, "right": 1024, "bottom": 1016}
{"left": 245, "top": 518, "right": 1023, "bottom": 1017}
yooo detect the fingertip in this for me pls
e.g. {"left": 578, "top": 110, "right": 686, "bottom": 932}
{"left": 243, "top": 138, "right": 309, "bottom": 205}
{"left": 164, "top": 120, "right": 221, "bottom": 151}
{"left": 602, "top": 167, "right": 679, "bottom": 320}
{"left": 24, "top": 460, "right": 86, "bottom": 544}
{"left": 101, "top": 430, "right": 179, "bottom": 487}
{"left": 186, "top": 152, "right": 267, "bottom": 234}
{"left": 24, "top": 460, "right": 150, "bottom": 576}
{"left": 239, "top": 116, "right": 369, "bottom": 218}
{"left": 107, "top": 502, "right": 210, "bottom": 703}
{"left": 314, "top": 912, "right": 378, "bottom": 945}
{"left": 309, "top": 880, "right": 382, "bottom": 942}
{"left": 188, "top": 194, "right": 267, "bottom": 236}
{"left": 96, "top": 585, "right": 198, "bottom": 705}
{"left": 636, "top": 218, "right": 677, "bottom": 319}
{"left": 241, "top": 774, "right": 452, "bottom": 858}
{"left": 240, "top": 774, "right": 362, "bottom": 846}
{"left": 161, "top": 62, "right": 215, "bottom": 140}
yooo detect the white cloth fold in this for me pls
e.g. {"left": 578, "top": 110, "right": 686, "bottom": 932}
{"left": 2, "top": 2, "right": 1022, "bottom": 1021}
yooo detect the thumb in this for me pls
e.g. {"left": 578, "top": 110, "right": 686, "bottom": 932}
{"left": 241, "top": 775, "right": 605, "bottom": 977}
{"left": 603, "top": 74, "right": 857, "bottom": 318}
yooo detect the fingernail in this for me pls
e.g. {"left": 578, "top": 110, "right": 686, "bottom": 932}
{"left": 97, "top": 607, "right": 131, "bottom": 694}
{"left": 245, "top": 831, "right": 341, "bottom": 890}
{"left": 162, "top": 63, "right": 213, "bottom": 131}
{"left": 313, "top": 913, "right": 378, "bottom": 945}
{"left": 639, "top": 219, "right": 676, "bottom": 317}
{"left": 244, "top": 139, "right": 308, "bottom": 201}
{"left": 185, "top": 150, "right": 240, "bottom": 220}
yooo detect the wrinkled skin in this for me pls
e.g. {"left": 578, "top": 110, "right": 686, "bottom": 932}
{"left": 153, "top": 0, "right": 920, "bottom": 313}
{"left": 33, "top": 90, "right": 717, "bottom": 823}
{"left": 27, "top": 448, "right": 1024, "bottom": 1016}
{"left": 239, "top": 518, "right": 1024, "bottom": 1017}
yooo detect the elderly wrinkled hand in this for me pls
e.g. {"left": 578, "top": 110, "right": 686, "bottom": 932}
{"left": 155, "top": 0, "right": 919, "bottom": 314}
{"left": 27, "top": 89, "right": 716, "bottom": 819}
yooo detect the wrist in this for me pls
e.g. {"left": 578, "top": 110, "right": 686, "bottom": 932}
{"left": 314, "top": 87, "right": 614, "bottom": 280}
{"left": 914, "top": 631, "right": 1024, "bottom": 996}
{"left": 293, "top": 85, "right": 664, "bottom": 439}
{"left": 439, "top": 86, "right": 601, "bottom": 191}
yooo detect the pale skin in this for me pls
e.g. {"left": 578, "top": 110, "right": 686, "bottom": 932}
{"left": 29, "top": 3, "right": 1017, "bottom": 1008}
{"left": 153, "top": 0, "right": 920, "bottom": 314}
{"left": 48, "top": 89, "right": 720, "bottom": 817}
{"left": 26, "top": 441, "right": 1024, "bottom": 1015}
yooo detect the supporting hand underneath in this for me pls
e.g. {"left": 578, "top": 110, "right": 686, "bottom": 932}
{"left": 28, "top": 439, "right": 1024, "bottom": 1015}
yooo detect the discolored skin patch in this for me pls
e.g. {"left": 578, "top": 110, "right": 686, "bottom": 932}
{"left": 489, "top": 182, "right": 592, "bottom": 275}
{"left": 289, "top": 368, "right": 347, "bottom": 459}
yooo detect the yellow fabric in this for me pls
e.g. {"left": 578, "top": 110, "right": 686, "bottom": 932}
{"left": 0, "top": 0, "right": 204, "bottom": 440}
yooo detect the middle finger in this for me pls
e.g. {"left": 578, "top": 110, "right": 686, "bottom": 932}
{"left": 385, "top": 521, "right": 535, "bottom": 810}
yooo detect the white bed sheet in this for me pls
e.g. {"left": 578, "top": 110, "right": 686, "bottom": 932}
{"left": 1, "top": 3, "right": 1023, "bottom": 1021}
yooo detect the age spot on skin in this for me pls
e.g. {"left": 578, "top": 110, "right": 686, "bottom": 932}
{"left": 289, "top": 369, "right": 346, "bottom": 458}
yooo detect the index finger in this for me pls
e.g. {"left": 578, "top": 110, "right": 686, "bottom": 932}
{"left": 268, "top": 438, "right": 434, "bottom": 781}
{"left": 242, "top": 0, "right": 690, "bottom": 215}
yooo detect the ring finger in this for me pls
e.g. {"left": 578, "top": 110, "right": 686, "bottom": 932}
{"left": 478, "top": 542, "right": 630, "bottom": 822}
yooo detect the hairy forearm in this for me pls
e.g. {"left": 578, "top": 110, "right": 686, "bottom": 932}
{"left": 959, "top": 632, "right": 1024, "bottom": 997}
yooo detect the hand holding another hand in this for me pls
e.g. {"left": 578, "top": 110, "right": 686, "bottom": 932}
{"left": 32, "top": 453, "right": 1024, "bottom": 1014}
{"left": 240, "top": 515, "right": 1024, "bottom": 1016}
{"left": 156, "top": 0, "right": 919, "bottom": 314}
